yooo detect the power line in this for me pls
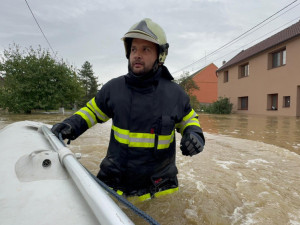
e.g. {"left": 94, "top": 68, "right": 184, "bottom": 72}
{"left": 25, "top": 0, "right": 55, "bottom": 55}
{"left": 172, "top": 0, "right": 299, "bottom": 75}
{"left": 209, "top": 17, "right": 300, "bottom": 67}
{"left": 185, "top": 11, "right": 300, "bottom": 77}
{"left": 173, "top": 16, "right": 300, "bottom": 79}
{"left": 214, "top": 3, "right": 300, "bottom": 54}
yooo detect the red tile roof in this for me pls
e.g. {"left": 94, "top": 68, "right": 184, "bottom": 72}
{"left": 217, "top": 20, "right": 300, "bottom": 72}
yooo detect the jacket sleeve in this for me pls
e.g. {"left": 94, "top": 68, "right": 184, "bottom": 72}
{"left": 62, "top": 82, "right": 112, "bottom": 139}
{"left": 176, "top": 92, "right": 205, "bottom": 143}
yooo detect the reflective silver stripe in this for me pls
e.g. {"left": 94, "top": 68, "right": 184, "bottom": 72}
{"left": 113, "top": 130, "right": 155, "bottom": 144}
{"left": 112, "top": 124, "right": 176, "bottom": 148}
{"left": 114, "top": 131, "right": 129, "bottom": 140}
{"left": 179, "top": 111, "right": 197, "bottom": 133}
{"left": 88, "top": 99, "right": 109, "bottom": 122}
{"left": 88, "top": 99, "right": 102, "bottom": 120}
{"left": 158, "top": 135, "right": 174, "bottom": 145}
{"left": 130, "top": 137, "right": 154, "bottom": 143}
{"left": 78, "top": 108, "right": 96, "bottom": 126}
{"left": 158, "top": 139, "right": 170, "bottom": 145}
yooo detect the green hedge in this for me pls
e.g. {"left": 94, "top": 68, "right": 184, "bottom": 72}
{"left": 200, "top": 97, "right": 233, "bottom": 114}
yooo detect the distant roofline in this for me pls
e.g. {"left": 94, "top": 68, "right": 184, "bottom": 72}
{"left": 190, "top": 63, "right": 218, "bottom": 78}
{"left": 217, "top": 20, "right": 300, "bottom": 72}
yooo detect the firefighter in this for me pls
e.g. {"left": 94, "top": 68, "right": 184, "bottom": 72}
{"left": 52, "top": 18, "right": 205, "bottom": 201}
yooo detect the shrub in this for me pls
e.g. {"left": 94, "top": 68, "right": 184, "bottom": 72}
{"left": 201, "top": 97, "right": 232, "bottom": 114}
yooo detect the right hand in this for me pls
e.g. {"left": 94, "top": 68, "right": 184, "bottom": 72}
{"left": 180, "top": 131, "right": 204, "bottom": 156}
{"left": 51, "top": 122, "right": 76, "bottom": 140}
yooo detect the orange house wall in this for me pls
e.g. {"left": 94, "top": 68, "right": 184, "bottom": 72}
{"left": 191, "top": 63, "right": 218, "bottom": 103}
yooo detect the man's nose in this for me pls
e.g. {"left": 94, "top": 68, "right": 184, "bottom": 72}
{"left": 133, "top": 49, "right": 142, "bottom": 59}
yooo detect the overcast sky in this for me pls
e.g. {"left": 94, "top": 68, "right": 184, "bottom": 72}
{"left": 1, "top": 0, "right": 299, "bottom": 84}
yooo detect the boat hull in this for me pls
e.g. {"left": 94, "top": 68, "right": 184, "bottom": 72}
{"left": 0, "top": 121, "right": 103, "bottom": 225}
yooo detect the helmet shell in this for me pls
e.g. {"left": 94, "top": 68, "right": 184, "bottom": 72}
{"left": 122, "top": 18, "right": 169, "bottom": 64}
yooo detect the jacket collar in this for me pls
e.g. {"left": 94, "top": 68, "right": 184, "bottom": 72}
{"left": 125, "top": 65, "right": 173, "bottom": 90}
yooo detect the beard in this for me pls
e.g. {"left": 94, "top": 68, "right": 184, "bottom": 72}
{"left": 130, "top": 61, "right": 151, "bottom": 76}
{"left": 129, "top": 60, "right": 159, "bottom": 78}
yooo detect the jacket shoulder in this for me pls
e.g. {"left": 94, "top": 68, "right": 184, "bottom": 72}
{"left": 160, "top": 76, "right": 188, "bottom": 96}
{"left": 102, "top": 75, "right": 125, "bottom": 89}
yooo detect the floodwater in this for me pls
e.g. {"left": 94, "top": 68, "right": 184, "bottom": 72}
{"left": 1, "top": 113, "right": 300, "bottom": 225}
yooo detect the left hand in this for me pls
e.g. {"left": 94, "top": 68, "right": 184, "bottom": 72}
{"left": 180, "top": 132, "right": 204, "bottom": 156}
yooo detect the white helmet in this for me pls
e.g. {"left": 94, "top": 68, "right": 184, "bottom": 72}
{"left": 122, "top": 18, "right": 169, "bottom": 64}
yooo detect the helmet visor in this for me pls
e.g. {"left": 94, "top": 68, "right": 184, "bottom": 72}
{"left": 123, "top": 31, "right": 159, "bottom": 45}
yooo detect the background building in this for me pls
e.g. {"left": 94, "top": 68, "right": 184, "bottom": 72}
{"left": 217, "top": 20, "right": 300, "bottom": 116}
{"left": 191, "top": 63, "right": 218, "bottom": 105}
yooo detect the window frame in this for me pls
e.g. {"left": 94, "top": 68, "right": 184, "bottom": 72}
{"left": 267, "top": 93, "right": 278, "bottom": 110}
{"left": 239, "top": 63, "right": 249, "bottom": 78}
{"left": 283, "top": 96, "right": 290, "bottom": 108}
{"left": 269, "top": 48, "right": 286, "bottom": 69}
{"left": 238, "top": 96, "right": 248, "bottom": 110}
{"left": 224, "top": 71, "right": 229, "bottom": 83}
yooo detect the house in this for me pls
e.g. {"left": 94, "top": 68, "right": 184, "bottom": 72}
{"left": 190, "top": 63, "right": 218, "bottom": 105}
{"left": 217, "top": 20, "right": 300, "bottom": 116}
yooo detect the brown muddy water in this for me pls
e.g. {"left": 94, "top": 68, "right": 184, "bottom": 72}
{"left": 1, "top": 113, "right": 300, "bottom": 225}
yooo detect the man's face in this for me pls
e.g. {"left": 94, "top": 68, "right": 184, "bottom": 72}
{"left": 129, "top": 38, "right": 158, "bottom": 75}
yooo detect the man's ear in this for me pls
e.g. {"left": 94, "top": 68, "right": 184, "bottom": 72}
{"left": 124, "top": 38, "right": 133, "bottom": 59}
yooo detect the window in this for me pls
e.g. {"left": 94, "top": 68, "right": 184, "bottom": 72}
{"left": 271, "top": 48, "right": 286, "bottom": 68}
{"left": 283, "top": 96, "right": 290, "bottom": 108}
{"left": 239, "top": 63, "right": 249, "bottom": 78}
{"left": 238, "top": 96, "right": 248, "bottom": 110}
{"left": 267, "top": 94, "right": 278, "bottom": 110}
{"left": 224, "top": 71, "right": 228, "bottom": 83}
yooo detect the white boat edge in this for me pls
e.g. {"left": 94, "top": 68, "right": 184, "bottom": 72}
{"left": 0, "top": 120, "right": 134, "bottom": 225}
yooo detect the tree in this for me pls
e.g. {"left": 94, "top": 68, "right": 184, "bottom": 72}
{"left": 0, "top": 44, "right": 84, "bottom": 113}
{"left": 78, "top": 61, "right": 99, "bottom": 106}
{"left": 176, "top": 72, "right": 200, "bottom": 110}
{"left": 176, "top": 72, "right": 199, "bottom": 96}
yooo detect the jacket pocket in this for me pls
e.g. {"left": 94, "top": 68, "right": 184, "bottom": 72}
{"left": 160, "top": 116, "right": 175, "bottom": 135}
{"left": 154, "top": 116, "right": 175, "bottom": 151}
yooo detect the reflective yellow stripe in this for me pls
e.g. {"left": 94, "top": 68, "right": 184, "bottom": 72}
{"left": 129, "top": 141, "right": 155, "bottom": 148}
{"left": 112, "top": 125, "right": 130, "bottom": 144}
{"left": 181, "top": 118, "right": 201, "bottom": 134}
{"left": 183, "top": 109, "right": 196, "bottom": 122}
{"left": 74, "top": 107, "right": 97, "bottom": 128}
{"left": 157, "top": 130, "right": 175, "bottom": 150}
{"left": 87, "top": 98, "right": 109, "bottom": 122}
{"left": 116, "top": 190, "right": 123, "bottom": 195}
{"left": 154, "top": 187, "right": 179, "bottom": 198}
{"left": 158, "top": 130, "right": 174, "bottom": 141}
{"left": 109, "top": 188, "right": 123, "bottom": 196}
{"left": 130, "top": 187, "right": 179, "bottom": 201}
{"left": 129, "top": 132, "right": 154, "bottom": 139}
{"left": 128, "top": 131, "right": 155, "bottom": 147}
{"left": 138, "top": 193, "right": 151, "bottom": 201}
{"left": 178, "top": 109, "right": 201, "bottom": 134}
{"left": 112, "top": 125, "right": 156, "bottom": 148}
{"left": 112, "top": 125, "right": 129, "bottom": 135}
{"left": 112, "top": 125, "right": 178, "bottom": 149}
{"left": 116, "top": 187, "right": 178, "bottom": 202}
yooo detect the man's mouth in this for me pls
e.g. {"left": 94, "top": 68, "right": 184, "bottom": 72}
{"left": 133, "top": 61, "right": 144, "bottom": 67}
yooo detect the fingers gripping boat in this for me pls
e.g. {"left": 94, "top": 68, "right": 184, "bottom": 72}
{"left": 0, "top": 121, "right": 134, "bottom": 225}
